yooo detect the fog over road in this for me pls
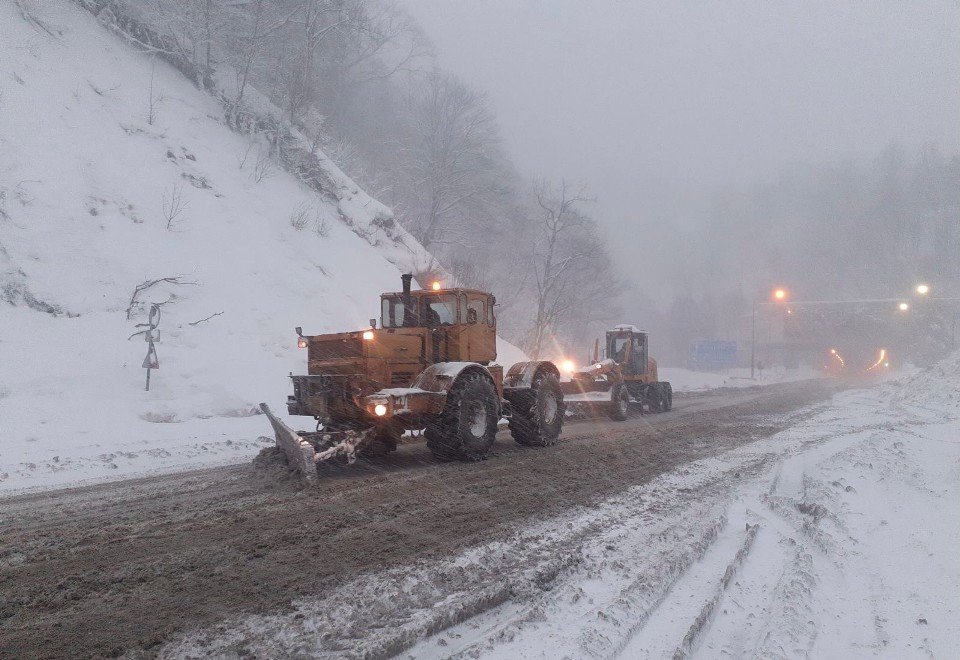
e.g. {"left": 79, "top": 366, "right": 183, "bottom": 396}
{"left": 0, "top": 380, "right": 836, "bottom": 658}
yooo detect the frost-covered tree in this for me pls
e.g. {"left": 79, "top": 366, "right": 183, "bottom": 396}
{"left": 522, "top": 180, "right": 620, "bottom": 358}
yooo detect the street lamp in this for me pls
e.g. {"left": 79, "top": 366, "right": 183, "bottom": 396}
{"left": 752, "top": 287, "right": 789, "bottom": 379}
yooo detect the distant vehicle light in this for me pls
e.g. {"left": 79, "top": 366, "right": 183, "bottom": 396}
{"left": 297, "top": 337, "right": 308, "bottom": 349}
{"left": 916, "top": 284, "right": 930, "bottom": 295}
{"left": 431, "top": 281, "right": 442, "bottom": 291}
{"left": 561, "top": 359, "right": 576, "bottom": 374}
{"left": 374, "top": 404, "right": 387, "bottom": 416}
{"left": 883, "top": 362, "right": 890, "bottom": 368}
{"left": 773, "top": 288, "right": 787, "bottom": 301}
{"left": 362, "top": 330, "right": 375, "bottom": 340}
{"left": 898, "top": 302, "right": 910, "bottom": 311}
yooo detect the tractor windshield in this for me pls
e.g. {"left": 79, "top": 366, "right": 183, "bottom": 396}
{"left": 381, "top": 293, "right": 459, "bottom": 327}
{"left": 421, "top": 294, "right": 458, "bottom": 325}
{"left": 610, "top": 335, "right": 630, "bottom": 362}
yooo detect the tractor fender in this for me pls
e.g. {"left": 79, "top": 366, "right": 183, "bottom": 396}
{"left": 412, "top": 361, "right": 496, "bottom": 394}
{"left": 504, "top": 360, "right": 561, "bottom": 390}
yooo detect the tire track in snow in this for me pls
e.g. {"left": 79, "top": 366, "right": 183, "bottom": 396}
{"left": 669, "top": 521, "right": 761, "bottom": 659}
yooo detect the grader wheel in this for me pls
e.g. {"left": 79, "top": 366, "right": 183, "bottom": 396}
{"left": 609, "top": 383, "right": 630, "bottom": 421}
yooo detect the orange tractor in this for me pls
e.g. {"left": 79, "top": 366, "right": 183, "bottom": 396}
{"left": 261, "top": 274, "right": 564, "bottom": 481}
{"left": 561, "top": 325, "right": 673, "bottom": 420}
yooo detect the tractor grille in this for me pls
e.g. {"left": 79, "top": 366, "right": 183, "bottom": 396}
{"left": 309, "top": 337, "right": 363, "bottom": 362}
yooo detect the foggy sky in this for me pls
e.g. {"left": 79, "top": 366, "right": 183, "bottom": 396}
{"left": 404, "top": 0, "right": 960, "bottom": 292}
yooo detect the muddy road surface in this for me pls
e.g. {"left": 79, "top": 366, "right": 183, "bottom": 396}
{"left": 0, "top": 380, "right": 838, "bottom": 658}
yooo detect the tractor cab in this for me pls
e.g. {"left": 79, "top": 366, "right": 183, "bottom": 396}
{"left": 379, "top": 274, "right": 497, "bottom": 365}
{"left": 606, "top": 325, "right": 650, "bottom": 377}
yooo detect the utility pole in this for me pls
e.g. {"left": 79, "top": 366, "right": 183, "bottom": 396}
{"left": 750, "top": 300, "right": 756, "bottom": 380}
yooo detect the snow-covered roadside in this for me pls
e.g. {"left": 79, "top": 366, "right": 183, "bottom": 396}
{"left": 661, "top": 364, "right": 824, "bottom": 393}
{"left": 160, "top": 355, "right": 959, "bottom": 659}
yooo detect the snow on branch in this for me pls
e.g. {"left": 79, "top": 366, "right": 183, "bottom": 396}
{"left": 126, "top": 276, "right": 197, "bottom": 320}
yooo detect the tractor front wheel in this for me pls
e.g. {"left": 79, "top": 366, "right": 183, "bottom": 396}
{"left": 426, "top": 372, "right": 499, "bottom": 461}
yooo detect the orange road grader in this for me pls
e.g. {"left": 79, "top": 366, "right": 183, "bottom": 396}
{"left": 561, "top": 325, "right": 673, "bottom": 420}
{"left": 261, "top": 274, "right": 565, "bottom": 482}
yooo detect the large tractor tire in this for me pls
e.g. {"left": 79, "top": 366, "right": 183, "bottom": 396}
{"left": 425, "top": 372, "right": 499, "bottom": 461}
{"left": 660, "top": 382, "right": 673, "bottom": 412}
{"left": 609, "top": 382, "right": 629, "bottom": 421}
{"left": 648, "top": 382, "right": 673, "bottom": 413}
{"left": 509, "top": 373, "right": 564, "bottom": 446}
{"left": 647, "top": 384, "right": 664, "bottom": 413}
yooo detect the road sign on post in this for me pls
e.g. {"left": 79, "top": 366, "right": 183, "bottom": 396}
{"left": 133, "top": 304, "right": 162, "bottom": 391}
{"left": 692, "top": 340, "right": 738, "bottom": 370}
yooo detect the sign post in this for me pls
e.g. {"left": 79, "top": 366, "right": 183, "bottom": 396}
{"left": 135, "top": 304, "right": 161, "bottom": 391}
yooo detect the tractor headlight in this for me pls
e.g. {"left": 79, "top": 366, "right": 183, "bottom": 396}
{"left": 374, "top": 404, "right": 387, "bottom": 416}
{"left": 362, "top": 330, "right": 375, "bottom": 341}
{"left": 561, "top": 359, "right": 576, "bottom": 374}
{"left": 297, "top": 337, "right": 308, "bottom": 349}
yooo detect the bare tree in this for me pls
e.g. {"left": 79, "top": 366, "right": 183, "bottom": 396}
{"left": 147, "top": 57, "right": 161, "bottom": 124}
{"left": 161, "top": 183, "right": 188, "bottom": 230}
{"left": 398, "top": 71, "right": 504, "bottom": 251}
{"left": 523, "top": 179, "right": 618, "bottom": 358}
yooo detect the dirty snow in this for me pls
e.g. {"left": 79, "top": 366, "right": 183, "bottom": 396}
{"left": 162, "top": 354, "right": 959, "bottom": 659}
{"left": 0, "top": 2, "right": 523, "bottom": 494}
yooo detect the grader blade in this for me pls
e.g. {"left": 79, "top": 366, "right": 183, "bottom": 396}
{"left": 259, "top": 403, "right": 318, "bottom": 484}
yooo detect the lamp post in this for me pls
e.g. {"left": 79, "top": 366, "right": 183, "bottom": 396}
{"left": 751, "top": 287, "right": 788, "bottom": 380}
{"left": 750, "top": 300, "right": 756, "bottom": 380}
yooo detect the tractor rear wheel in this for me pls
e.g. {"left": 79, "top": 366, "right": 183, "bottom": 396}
{"left": 509, "top": 373, "right": 564, "bottom": 446}
{"left": 647, "top": 384, "right": 664, "bottom": 413}
{"left": 426, "top": 372, "right": 499, "bottom": 461}
{"left": 660, "top": 382, "right": 673, "bottom": 411}
{"left": 609, "top": 382, "right": 629, "bottom": 421}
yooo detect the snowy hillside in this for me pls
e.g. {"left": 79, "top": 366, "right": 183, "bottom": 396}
{"left": 0, "top": 1, "right": 523, "bottom": 492}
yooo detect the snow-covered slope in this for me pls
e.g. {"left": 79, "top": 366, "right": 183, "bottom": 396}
{"left": 0, "top": 1, "right": 524, "bottom": 492}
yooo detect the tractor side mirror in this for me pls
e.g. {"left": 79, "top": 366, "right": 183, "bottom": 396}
{"left": 369, "top": 318, "right": 377, "bottom": 329}
{"left": 295, "top": 326, "right": 303, "bottom": 337}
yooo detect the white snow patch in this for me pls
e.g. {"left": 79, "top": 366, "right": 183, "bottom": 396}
{"left": 661, "top": 365, "right": 825, "bottom": 392}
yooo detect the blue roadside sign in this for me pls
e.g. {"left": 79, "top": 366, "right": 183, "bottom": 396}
{"left": 691, "top": 340, "right": 738, "bottom": 369}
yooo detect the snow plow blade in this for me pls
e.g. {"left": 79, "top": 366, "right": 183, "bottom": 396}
{"left": 259, "top": 403, "right": 318, "bottom": 484}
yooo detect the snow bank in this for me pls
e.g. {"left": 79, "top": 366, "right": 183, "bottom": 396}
{"left": 888, "top": 349, "right": 960, "bottom": 410}
{"left": 661, "top": 364, "right": 823, "bottom": 392}
{"left": 0, "top": 2, "right": 523, "bottom": 493}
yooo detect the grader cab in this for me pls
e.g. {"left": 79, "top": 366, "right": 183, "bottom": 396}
{"left": 562, "top": 325, "right": 673, "bottom": 420}
{"left": 261, "top": 274, "right": 565, "bottom": 481}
